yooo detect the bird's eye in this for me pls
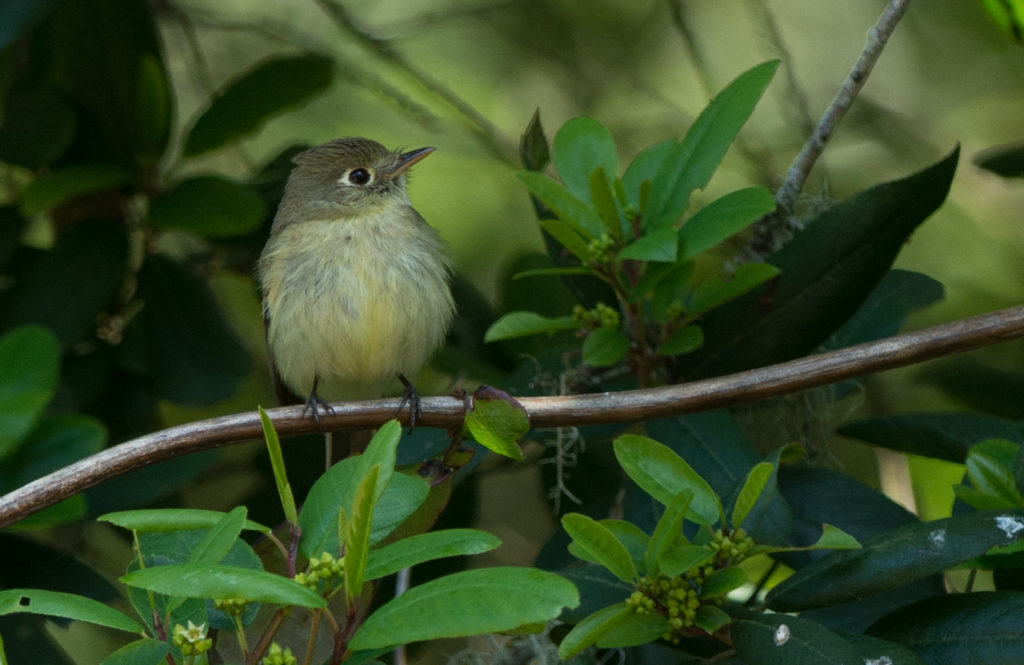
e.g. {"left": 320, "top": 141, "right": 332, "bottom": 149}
{"left": 347, "top": 168, "right": 372, "bottom": 185}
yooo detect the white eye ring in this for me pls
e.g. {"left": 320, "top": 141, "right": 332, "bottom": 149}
{"left": 340, "top": 167, "right": 374, "bottom": 186}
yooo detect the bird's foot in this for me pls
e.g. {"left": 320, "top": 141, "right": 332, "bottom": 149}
{"left": 302, "top": 384, "right": 334, "bottom": 423}
{"left": 397, "top": 374, "right": 422, "bottom": 433}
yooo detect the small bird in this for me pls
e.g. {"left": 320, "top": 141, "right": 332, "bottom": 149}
{"left": 258, "top": 137, "right": 455, "bottom": 421}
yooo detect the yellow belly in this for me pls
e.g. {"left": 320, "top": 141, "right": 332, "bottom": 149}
{"left": 259, "top": 210, "right": 453, "bottom": 401}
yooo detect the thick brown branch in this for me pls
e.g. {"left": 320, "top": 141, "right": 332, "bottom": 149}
{"left": 1, "top": 304, "right": 1022, "bottom": 528}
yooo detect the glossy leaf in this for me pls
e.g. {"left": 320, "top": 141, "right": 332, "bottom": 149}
{"left": 645, "top": 60, "right": 778, "bottom": 229}
{"left": 732, "top": 613, "right": 861, "bottom": 665}
{"left": 614, "top": 435, "right": 722, "bottom": 525}
{"left": 678, "top": 186, "right": 775, "bottom": 261}
{"left": 365, "top": 529, "right": 501, "bottom": 581}
{"left": 599, "top": 520, "right": 650, "bottom": 572}
{"left": 702, "top": 566, "right": 747, "bottom": 597}
{"left": 137, "top": 255, "right": 249, "bottom": 405}
{"left": 484, "top": 311, "right": 577, "bottom": 342}
{"left": 732, "top": 462, "right": 774, "bottom": 529}
{"left": 617, "top": 227, "right": 678, "bottom": 262}
{"left": 693, "top": 604, "right": 731, "bottom": 634}
{"left": 869, "top": 591, "right": 1024, "bottom": 663}
{"left": 99, "top": 639, "right": 169, "bottom": 665}
{"left": 562, "top": 513, "right": 637, "bottom": 583}
{"left": 621, "top": 139, "right": 674, "bottom": 209}
{"left": 0, "top": 589, "right": 141, "bottom": 633}
{"left": 0, "top": 326, "right": 59, "bottom": 459}
{"left": 259, "top": 407, "right": 298, "bottom": 525}
{"left": 345, "top": 466, "right": 379, "bottom": 603}
{"left": 516, "top": 171, "right": 604, "bottom": 237}
{"left": 122, "top": 564, "right": 325, "bottom": 608}
{"left": 582, "top": 326, "right": 629, "bottom": 367}
{"left": 767, "top": 510, "right": 1024, "bottom": 611}
{"left": 464, "top": 386, "right": 528, "bottom": 459}
{"left": 349, "top": 567, "right": 578, "bottom": 650}
{"left": 553, "top": 117, "right": 618, "bottom": 204}
{"left": 660, "top": 545, "right": 715, "bottom": 577}
{"left": 960, "top": 439, "right": 1024, "bottom": 509}
{"left": 148, "top": 176, "right": 265, "bottom": 238}
{"left": 590, "top": 168, "right": 624, "bottom": 237}
{"left": 99, "top": 508, "right": 268, "bottom": 534}
{"left": 657, "top": 324, "right": 703, "bottom": 356}
{"left": 519, "top": 108, "right": 550, "bottom": 171}
{"left": 557, "top": 603, "right": 667, "bottom": 660}
{"left": 686, "top": 263, "right": 780, "bottom": 316}
{"left": 539, "top": 219, "right": 590, "bottom": 261}
{"left": 185, "top": 506, "right": 247, "bottom": 565}
{"left": 690, "top": 146, "right": 959, "bottom": 378}
{"left": 649, "top": 261, "right": 696, "bottom": 324}
{"left": 979, "top": 1, "right": 1024, "bottom": 43}
{"left": 355, "top": 421, "right": 401, "bottom": 504}
{"left": 839, "top": 412, "right": 1024, "bottom": 464}
{"left": 645, "top": 489, "right": 694, "bottom": 575}
{"left": 184, "top": 54, "right": 335, "bottom": 156}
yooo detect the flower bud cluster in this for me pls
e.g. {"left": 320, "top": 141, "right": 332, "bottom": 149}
{"left": 172, "top": 621, "right": 212, "bottom": 656}
{"left": 586, "top": 233, "right": 616, "bottom": 265}
{"left": 710, "top": 527, "right": 752, "bottom": 564}
{"left": 213, "top": 597, "right": 251, "bottom": 616}
{"left": 294, "top": 551, "right": 344, "bottom": 590}
{"left": 261, "top": 643, "right": 297, "bottom": 665}
{"left": 573, "top": 302, "right": 620, "bottom": 329}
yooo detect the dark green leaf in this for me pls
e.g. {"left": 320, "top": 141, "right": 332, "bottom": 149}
{"left": 621, "top": 139, "right": 674, "bottom": 210}
{"left": 19, "top": 164, "right": 131, "bottom": 216}
{"left": 582, "top": 326, "right": 629, "bottom": 367}
{"left": 0, "top": 326, "right": 60, "bottom": 459}
{"left": 0, "top": 88, "right": 76, "bottom": 167}
{"left": 464, "top": 386, "right": 528, "bottom": 459}
{"left": 365, "top": 529, "right": 501, "bottom": 581}
{"left": 135, "top": 55, "right": 171, "bottom": 164}
{"left": 869, "top": 591, "right": 1024, "bottom": 664}
{"left": 1, "top": 414, "right": 104, "bottom": 493}
{"left": 98, "top": 508, "right": 268, "bottom": 534}
{"left": 839, "top": 412, "right": 1024, "bottom": 464}
{"left": 516, "top": 171, "right": 604, "bottom": 237}
{"left": 122, "top": 564, "right": 325, "bottom": 608}
{"left": 0, "top": 0, "right": 53, "bottom": 50}
{"left": 0, "top": 589, "right": 141, "bottom": 633}
{"left": 650, "top": 261, "right": 696, "bottom": 324}
{"left": 693, "top": 604, "right": 731, "bottom": 634}
{"left": 9, "top": 218, "right": 128, "bottom": 344}
{"left": 686, "top": 263, "right": 780, "bottom": 316}
{"left": 678, "top": 187, "right": 775, "bottom": 261}
{"left": 617, "top": 227, "right": 678, "bottom": 262}
{"left": 962, "top": 439, "right": 1024, "bottom": 508}
{"left": 823, "top": 270, "right": 945, "bottom": 350}
{"left": 484, "top": 311, "right": 577, "bottom": 342}
{"left": 348, "top": 567, "right": 579, "bottom": 650}
{"left": 184, "top": 54, "right": 335, "bottom": 156}
{"left": 553, "top": 117, "right": 618, "bottom": 204}
{"left": 137, "top": 255, "right": 249, "bottom": 405}
{"left": 975, "top": 141, "right": 1024, "bottom": 177}
{"left": 657, "top": 324, "right": 703, "bottom": 356}
{"left": 148, "top": 176, "right": 266, "bottom": 238}
{"left": 921, "top": 357, "right": 1024, "bottom": 421}
{"left": 766, "top": 510, "right": 1024, "bottom": 611}
{"left": 702, "top": 567, "right": 747, "bottom": 597}
{"left": 732, "top": 613, "right": 860, "bottom": 665}
{"left": 519, "top": 109, "right": 550, "bottom": 172}
{"left": 645, "top": 61, "right": 779, "bottom": 229}
{"left": 99, "top": 638, "right": 169, "bottom": 665}
{"left": 841, "top": 633, "right": 927, "bottom": 665}
{"left": 689, "top": 146, "right": 959, "bottom": 378}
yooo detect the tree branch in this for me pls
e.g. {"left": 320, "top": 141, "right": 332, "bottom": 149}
{"left": 2, "top": 303, "right": 1022, "bottom": 528}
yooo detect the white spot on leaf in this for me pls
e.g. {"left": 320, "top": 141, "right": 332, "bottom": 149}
{"left": 865, "top": 657, "right": 893, "bottom": 665}
{"left": 995, "top": 515, "right": 1024, "bottom": 540}
{"left": 774, "top": 623, "right": 790, "bottom": 646}
{"left": 929, "top": 529, "right": 946, "bottom": 547}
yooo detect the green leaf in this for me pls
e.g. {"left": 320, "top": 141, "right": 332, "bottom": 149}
{"left": 766, "top": 509, "right": 1024, "bottom": 611}
{"left": 582, "top": 326, "right": 629, "bottom": 367}
{"left": 299, "top": 458, "right": 428, "bottom": 558}
{"left": 659, "top": 545, "right": 716, "bottom": 577}
{"left": 365, "top": 529, "right": 501, "bottom": 581}
{"left": 686, "top": 262, "right": 780, "bottom": 315}
{"left": 186, "top": 506, "right": 246, "bottom": 566}
{"left": 484, "top": 311, "right": 577, "bottom": 342}
{"left": 645, "top": 60, "right": 779, "bottom": 229}
{"left": 464, "top": 386, "right": 529, "bottom": 459}
{"left": 98, "top": 509, "right": 268, "bottom": 534}
{"left": 513, "top": 266, "right": 595, "bottom": 280}
{"left": 0, "top": 589, "right": 142, "bottom": 633}
{"left": 964, "top": 439, "right": 1024, "bottom": 508}
{"left": 975, "top": 140, "right": 1024, "bottom": 177}
{"left": 538, "top": 219, "right": 591, "bottom": 261}
{"left": 979, "top": 0, "right": 1024, "bottom": 43}
{"left": 19, "top": 163, "right": 131, "bottom": 216}
{"left": 345, "top": 466, "right": 379, "bottom": 603}
{"left": 839, "top": 412, "right": 1023, "bottom": 464}
{"left": 613, "top": 435, "right": 722, "bottom": 525}
{"left": 557, "top": 603, "right": 668, "bottom": 660}
{"left": 519, "top": 109, "right": 550, "bottom": 172}
{"left": 599, "top": 520, "right": 650, "bottom": 572}
{"left": 121, "top": 564, "right": 325, "bottom": 608}
{"left": 645, "top": 489, "right": 694, "bottom": 575}
{"left": 184, "top": 54, "right": 335, "bottom": 156}
{"left": 148, "top": 176, "right": 266, "bottom": 239}
{"left": 621, "top": 139, "right": 674, "bottom": 210}
{"left": 8, "top": 218, "right": 128, "bottom": 344}
{"left": 99, "top": 638, "right": 169, "bottom": 665}
{"left": 693, "top": 604, "right": 731, "bottom": 634}
{"left": 135, "top": 55, "right": 171, "bottom": 165}
{"left": 553, "top": 117, "right": 618, "bottom": 204}
{"left": 657, "top": 324, "right": 703, "bottom": 356}
{"left": 562, "top": 513, "right": 637, "bottom": 583}
{"left": 869, "top": 591, "right": 1024, "bottom": 663}
{"left": 349, "top": 567, "right": 578, "bottom": 651}
{"left": 678, "top": 186, "right": 775, "bottom": 260}
{"left": 690, "top": 146, "right": 959, "bottom": 378}
{"left": 810, "top": 524, "right": 862, "bottom": 550}
{"left": 732, "top": 462, "right": 774, "bottom": 529}
{"left": 137, "top": 255, "right": 249, "bottom": 405}
{"left": 616, "top": 227, "right": 678, "bottom": 262}
{"left": 0, "top": 326, "right": 60, "bottom": 459}
{"left": 702, "top": 566, "right": 748, "bottom": 597}
{"left": 356, "top": 420, "right": 401, "bottom": 504}
{"left": 259, "top": 407, "right": 298, "bottom": 525}
{"left": 841, "top": 634, "right": 927, "bottom": 665}
{"left": 0, "top": 88, "right": 76, "bottom": 168}
{"left": 516, "top": 171, "right": 604, "bottom": 238}
{"left": 732, "top": 612, "right": 861, "bottom": 665}
{"left": 589, "top": 167, "right": 624, "bottom": 237}
{"left": 650, "top": 261, "right": 697, "bottom": 324}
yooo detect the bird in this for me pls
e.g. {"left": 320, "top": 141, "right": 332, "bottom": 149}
{"left": 258, "top": 137, "right": 455, "bottom": 430}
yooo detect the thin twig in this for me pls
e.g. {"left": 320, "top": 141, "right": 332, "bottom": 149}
{"left": 2, "top": 305, "right": 1023, "bottom": 528}
{"left": 774, "top": 0, "right": 912, "bottom": 217}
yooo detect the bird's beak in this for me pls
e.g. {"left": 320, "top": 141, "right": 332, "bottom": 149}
{"left": 389, "top": 146, "right": 435, "bottom": 177}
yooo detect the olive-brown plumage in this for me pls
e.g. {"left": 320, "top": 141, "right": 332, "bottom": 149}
{"left": 258, "top": 137, "right": 454, "bottom": 407}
